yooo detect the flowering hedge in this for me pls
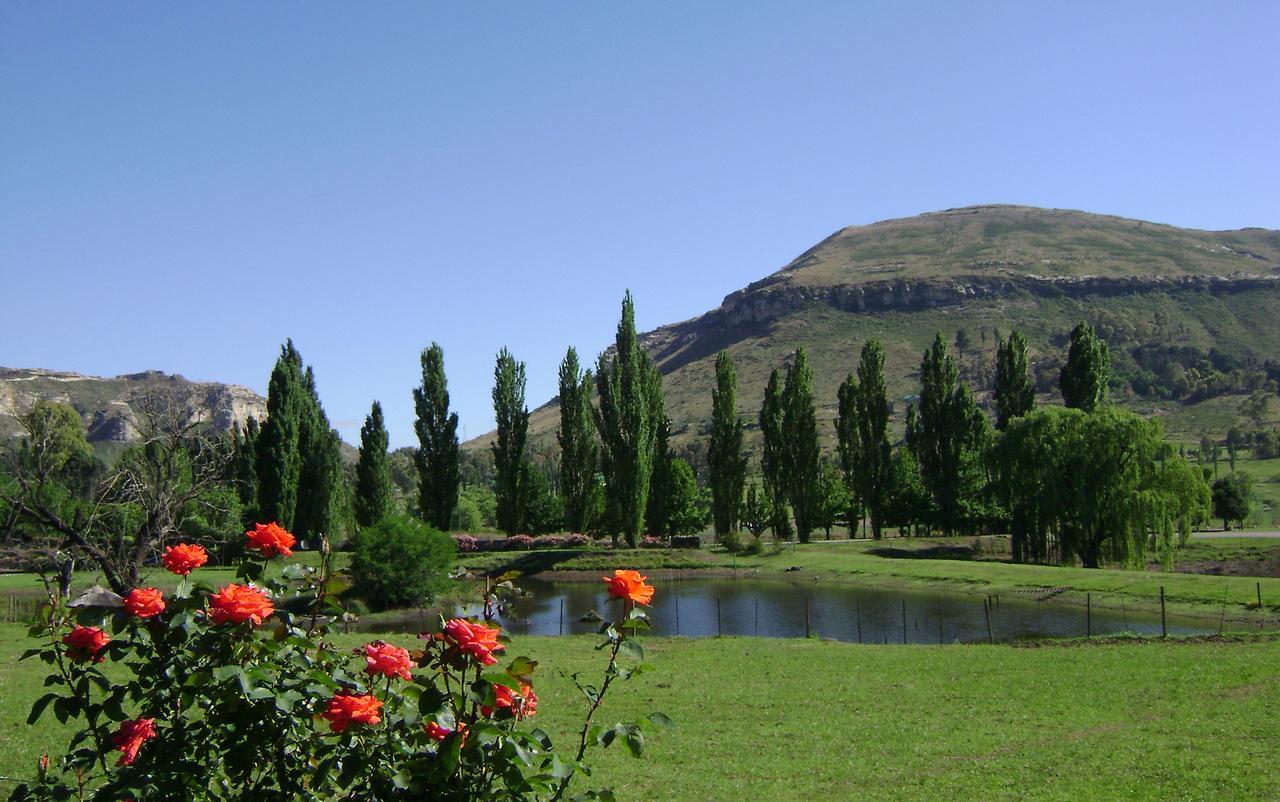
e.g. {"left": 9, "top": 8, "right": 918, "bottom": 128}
{"left": 9, "top": 525, "right": 666, "bottom": 801}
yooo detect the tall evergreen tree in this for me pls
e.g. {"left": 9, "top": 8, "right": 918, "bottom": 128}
{"left": 413, "top": 343, "right": 460, "bottom": 531}
{"left": 231, "top": 416, "right": 260, "bottom": 522}
{"left": 256, "top": 341, "right": 305, "bottom": 529}
{"left": 911, "top": 333, "right": 990, "bottom": 535}
{"left": 594, "top": 291, "right": 660, "bottom": 547}
{"left": 491, "top": 348, "right": 530, "bottom": 534}
{"left": 708, "top": 351, "right": 746, "bottom": 536}
{"left": 644, "top": 371, "right": 672, "bottom": 537}
{"left": 855, "top": 340, "right": 892, "bottom": 540}
{"left": 294, "top": 365, "right": 344, "bottom": 540}
{"left": 759, "top": 369, "right": 792, "bottom": 540}
{"left": 1059, "top": 322, "right": 1110, "bottom": 412}
{"left": 557, "top": 347, "right": 597, "bottom": 533}
{"left": 353, "top": 401, "right": 393, "bottom": 528}
{"left": 994, "top": 330, "right": 1035, "bottom": 430}
{"left": 835, "top": 373, "right": 861, "bottom": 533}
{"left": 782, "top": 348, "right": 820, "bottom": 543}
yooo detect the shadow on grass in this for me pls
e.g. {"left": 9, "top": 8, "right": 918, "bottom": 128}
{"left": 865, "top": 544, "right": 980, "bottom": 561}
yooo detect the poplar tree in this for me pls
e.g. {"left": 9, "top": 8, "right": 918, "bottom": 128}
{"left": 492, "top": 348, "right": 530, "bottom": 535}
{"left": 782, "top": 348, "right": 820, "bottom": 543}
{"left": 294, "top": 365, "right": 344, "bottom": 540}
{"left": 413, "top": 343, "right": 460, "bottom": 531}
{"left": 1059, "top": 322, "right": 1110, "bottom": 412}
{"left": 256, "top": 341, "right": 305, "bottom": 529}
{"left": 557, "top": 347, "right": 597, "bottom": 533}
{"left": 595, "top": 291, "right": 659, "bottom": 547}
{"left": 994, "top": 330, "right": 1035, "bottom": 430}
{"left": 835, "top": 373, "right": 861, "bottom": 532}
{"left": 910, "top": 333, "right": 989, "bottom": 535}
{"left": 354, "top": 401, "right": 393, "bottom": 528}
{"left": 708, "top": 351, "right": 746, "bottom": 536}
{"left": 855, "top": 340, "right": 891, "bottom": 540}
{"left": 644, "top": 372, "right": 672, "bottom": 537}
{"left": 759, "top": 369, "right": 792, "bottom": 540}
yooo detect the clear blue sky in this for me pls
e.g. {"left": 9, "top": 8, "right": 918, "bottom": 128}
{"left": 3, "top": 3, "right": 1277, "bottom": 448}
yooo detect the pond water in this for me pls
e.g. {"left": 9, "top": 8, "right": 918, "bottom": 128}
{"left": 359, "top": 576, "right": 1225, "bottom": 644}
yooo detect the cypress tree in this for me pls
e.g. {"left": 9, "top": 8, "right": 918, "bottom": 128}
{"left": 1059, "top": 322, "right": 1110, "bottom": 412}
{"left": 413, "top": 343, "right": 460, "bottom": 531}
{"left": 232, "top": 416, "right": 260, "bottom": 523}
{"left": 912, "top": 333, "right": 989, "bottom": 535}
{"left": 994, "top": 330, "right": 1035, "bottom": 430}
{"left": 256, "top": 341, "right": 306, "bottom": 529}
{"left": 708, "top": 351, "right": 746, "bottom": 536}
{"left": 855, "top": 340, "right": 891, "bottom": 540}
{"left": 835, "top": 373, "right": 861, "bottom": 534}
{"left": 782, "top": 348, "right": 820, "bottom": 544}
{"left": 354, "top": 401, "right": 393, "bottom": 528}
{"left": 759, "top": 369, "right": 792, "bottom": 540}
{"left": 294, "top": 365, "right": 344, "bottom": 540}
{"left": 594, "top": 291, "right": 659, "bottom": 547}
{"left": 557, "top": 347, "right": 597, "bottom": 533}
{"left": 492, "top": 347, "right": 530, "bottom": 535}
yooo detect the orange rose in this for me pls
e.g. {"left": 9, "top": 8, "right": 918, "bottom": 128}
{"left": 440, "top": 619, "right": 504, "bottom": 666}
{"left": 363, "top": 641, "right": 413, "bottom": 681}
{"left": 111, "top": 717, "right": 156, "bottom": 766}
{"left": 425, "top": 720, "right": 467, "bottom": 743}
{"left": 322, "top": 693, "right": 383, "bottom": 732}
{"left": 244, "top": 522, "right": 296, "bottom": 558}
{"left": 123, "top": 588, "right": 166, "bottom": 619}
{"left": 63, "top": 626, "right": 111, "bottom": 663}
{"left": 481, "top": 681, "right": 537, "bottom": 720}
{"left": 208, "top": 584, "right": 274, "bottom": 626}
{"left": 161, "top": 543, "right": 208, "bottom": 576}
{"left": 603, "top": 569, "right": 655, "bottom": 605}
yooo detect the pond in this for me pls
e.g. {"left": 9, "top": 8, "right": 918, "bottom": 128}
{"left": 358, "top": 576, "right": 1226, "bottom": 644}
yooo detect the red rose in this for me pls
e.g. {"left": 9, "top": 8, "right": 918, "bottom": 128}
{"left": 111, "top": 717, "right": 156, "bottom": 766}
{"left": 62, "top": 626, "right": 110, "bottom": 663}
{"left": 482, "top": 682, "right": 537, "bottom": 720}
{"left": 161, "top": 543, "right": 208, "bottom": 576}
{"left": 322, "top": 693, "right": 383, "bottom": 732}
{"left": 439, "top": 619, "right": 504, "bottom": 666}
{"left": 208, "top": 584, "right": 274, "bottom": 626}
{"left": 244, "top": 522, "right": 296, "bottom": 558}
{"left": 123, "top": 588, "right": 166, "bottom": 619}
{"left": 362, "top": 641, "right": 413, "bottom": 681}
{"left": 603, "top": 569, "right": 654, "bottom": 606}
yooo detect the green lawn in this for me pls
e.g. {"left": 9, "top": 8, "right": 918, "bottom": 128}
{"left": 1, "top": 623, "right": 1276, "bottom": 800}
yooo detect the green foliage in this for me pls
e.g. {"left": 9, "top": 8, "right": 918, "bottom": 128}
{"left": 781, "top": 349, "right": 820, "bottom": 543}
{"left": 521, "top": 464, "right": 564, "bottom": 536}
{"left": 1211, "top": 473, "right": 1251, "bottom": 530}
{"left": 413, "top": 343, "right": 461, "bottom": 532}
{"left": 556, "top": 347, "right": 598, "bottom": 533}
{"left": 812, "top": 463, "right": 851, "bottom": 538}
{"left": 835, "top": 372, "right": 860, "bottom": 524}
{"left": 739, "top": 483, "right": 769, "bottom": 538}
{"left": 350, "top": 515, "right": 455, "bottom": 610}
{"left": 451, "top": 484, "right": 497, "bottom": 532}
{"left": 491, "top": 348, "right": 530, "bottom": 535}
{"left": 664, "top": 458, "right": 705, "bottom": 537}
{"left": 884, "top": 447, "right": 932, "bottom": 533}
{"left": 595, "top": 291, "right": 662, "bottom": 547}
{"left": 1059, "top": 322, "right": 1111, "bottom": 412}
{"left": 994, "top": 330, "right": 1035, "bottom": 430}
{"left": 910, "top": 334, "right": 991, "bottom": 535}
{"left": 854, "top": 340, "right": 892, "bottom": 539}
{"left": 353, "top": 401, "right": 393, "bottom": 528}
{"left": 707, "top": 352, "right": 746, "bottom": 536}
{"left": 758, "top": 369, "right": 792, "bottom": 541}
{"left": 230, "top": 417, "right": 260, "bottom": 523}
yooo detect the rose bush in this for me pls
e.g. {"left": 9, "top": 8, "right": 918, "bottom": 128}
{"left": 9, "top": 523, "right": 665, "bottom": 801}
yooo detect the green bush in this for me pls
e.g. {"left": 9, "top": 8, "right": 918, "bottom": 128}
{"left": 350, "top": 515, "right": 455, "bottom": 610}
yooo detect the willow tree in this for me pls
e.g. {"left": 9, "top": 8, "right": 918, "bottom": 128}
{"left": 995, "top": 406, "right": 1209, "bottom": 568}
{"left": 595, "top": 291, "right": 660, "bottom": 547}
{"left": 557, "top": 347, "right": 597, "bottom": 533}
{"left": 782, "top": 348, "right": 820, "bottom": 543}
{"left": 708, "top": 351, "right": 746, "bottom": 536}
{"left": 492, "top": 347, "right": 530, "bottom": 535}
{"left": 1059, "top": 322, "right": 1110, "bottom": 412}
{"left": 994, "top": 330, "right": 1035, "bottom": 430}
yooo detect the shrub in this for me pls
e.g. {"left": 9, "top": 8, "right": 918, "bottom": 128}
{"left": 639, "top": 536, "right": 666, "bottom": 549}
{"left": 504, "top": 534, "right": 534, "bottom": 551}
{"left": 532, "top": 535, "right": 567, "bottom": 549}
{"left": 563, "top": 533, "right": 592, "bottom": 547}
{"left": 350, "top": 515, "right": 454, "bottom": 610}
{"left": 671, "top": 534, "right": 702, "bottom": 549}
{"left": 10, "top": 524, "right": 665, "bottom": 801}
{"left": 451, "top": 534, "right": 479, "bottom": 553}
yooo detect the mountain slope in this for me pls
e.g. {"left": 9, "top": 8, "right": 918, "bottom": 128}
{"left": 482, "top": 205, "right": 1280, "bottom": 464}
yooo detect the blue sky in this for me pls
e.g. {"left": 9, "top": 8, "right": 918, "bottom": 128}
{"left": 3, "top": 2, "right": 1277, "bottom": 447}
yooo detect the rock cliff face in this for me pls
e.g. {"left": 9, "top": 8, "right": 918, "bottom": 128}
{"left": 0, "top": 367, "right": 266, "bottom": 446}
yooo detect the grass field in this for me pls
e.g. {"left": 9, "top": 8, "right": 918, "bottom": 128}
{"left": 1, "top": 623, "right": 1277, "bottom": 800}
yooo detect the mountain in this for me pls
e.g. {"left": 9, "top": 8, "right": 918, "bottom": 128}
{"left": 477, "top": 205, "right": 1280, "bottom": 463}
{"left": 0, "top": 367, "right": 266, "bottom": 458}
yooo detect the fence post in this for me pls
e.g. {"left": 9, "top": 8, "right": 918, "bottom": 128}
{"left": 1086, "top": 593, "right": 1091, "bottom": 639}
{"left": 716, "top": 596, "right": 722, "bottom": 637}
{"left": 983, "top": 598, "right": 993, "bottom": 644}
{"left": 1258, "top": 581, "right": 1263, "bottom": 609}
{"left": 559, "top": 598, "right": 564, "bottom": 636}
{"left": 753, "top": 597, "right": 759, "bottom": 636}
{"left": 804, "top": 596, "right": 811, "bottom": 638}
{"left": 674, "top": 594, "right": 680, "bottom": 636}
{"left": 855, "top": 598, "right": 863, "bottom": 644}
{"left": 901, "top": 598, "right": 907, "bottom": 644}
{"left": 1160, "top": 586, "right": 1167, "bottom": 639}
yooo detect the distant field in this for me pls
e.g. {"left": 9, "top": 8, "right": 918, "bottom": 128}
{"left": 1, "top": 623, "right": 1277, "bottom": 801}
